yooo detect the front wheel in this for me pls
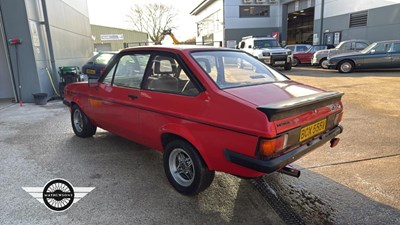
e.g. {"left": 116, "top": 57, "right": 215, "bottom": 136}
{"left": 320, "top": 58, "right": 329, "bottom": 69}
{"left": 284, "top": 62, "right": 292, "bottom": 70}
{"left": 292, "top": 58, "right": 299, "bottom": 67}
{"left": 71, "top": 104, "right": 97, "bottom": 138}
{"left": 163, "top": 140, "right": 215, "bottom": 195}
{"left": 338, "top": 60, "right": 354, "bottom": 73}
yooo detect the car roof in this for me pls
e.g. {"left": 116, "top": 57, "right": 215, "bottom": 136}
{"left": 121, "top": 45, "right": 237, "bottom": 53}
{"left": 97, "top": 51, "right": 118, "bottom": 54}
{"left": 373, "top": 40, "right": 400, "bottom": 44}
{"left": 340, "top": 39, "right": 368, "bottom": 43}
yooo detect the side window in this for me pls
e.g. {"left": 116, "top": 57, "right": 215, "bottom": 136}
{"left": 391, "top": 43, "right": 400, "bottom": 52}
{"left": 342, "top": 42, "right": 352, "bottom": 50}
{"left": 113, "top": 54, "right": 150, "bottom": 88}
{"left": 239, "top": 41, "right": 245, "bottom": 49}
{"left": 298, "top": 46, "right": 309, "bottom": 52}
{"left": 286, "top": 46, "right": 295, "bottom": 51}
{"left": 373, "top": 43, "right": 391, "bottom": 53}
{"left": 144, "top": 55, "right": 199, "bottom": 96}
{"left": 356, "top": 42, "right": 368, "bottom": 50}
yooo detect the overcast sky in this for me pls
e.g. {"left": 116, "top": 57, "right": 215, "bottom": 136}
{"left": 87, "top": 0, "right": 200, "bottom": 42}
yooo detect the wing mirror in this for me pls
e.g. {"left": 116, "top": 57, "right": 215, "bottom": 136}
{"left": 88, "top": 78, "right": 99, "bottom": 88}
{"left": 370, "top": 49, "right": 376, "bottom": 54}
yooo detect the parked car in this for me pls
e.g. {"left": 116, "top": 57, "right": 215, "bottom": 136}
{"left": 292, "top": 45, "right": 334, "bottom": 66}
{"left": 285, "top": 44, "right": 312, "bottom": 53}
{"left": 312, "top": 40, "right": 369, "bottom": 68}
{"left": 64, "top": 46, "right": 344, "bottom": 195}
{"left": 328, "top": 40, "right": 400, "bottom": 73}
{"left": 237, "top": 36, "right": 293, "bottom": 70}
{"left": 81, "top": 51, "right": 117, "bottom": 79}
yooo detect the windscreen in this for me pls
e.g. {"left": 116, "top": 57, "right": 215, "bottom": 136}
{"left": 254, "top": 39, "right": 280, "bottom": 48}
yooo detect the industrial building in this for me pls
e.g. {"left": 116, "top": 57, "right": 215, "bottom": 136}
{"left": 191, "top": 0, "right": 400, "bottom": 47}
{"left": 0, "top": 0, "right": 92, "bottom": 103}
{"left": 91, "top": 24, "right": 148, "bottom": 51}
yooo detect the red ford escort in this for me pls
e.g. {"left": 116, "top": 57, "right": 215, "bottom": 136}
{"left": 63, "top": 46, "right": 344, "bottom": 195}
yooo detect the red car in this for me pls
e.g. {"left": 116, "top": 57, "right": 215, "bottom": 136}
{"left": 63, "top": 46, "right": 344, "bottom": 195}
{"left": 292, "top": 45, "right": 333, "bottom": 66}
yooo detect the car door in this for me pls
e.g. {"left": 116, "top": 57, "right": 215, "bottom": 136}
{"left": 88, "top": 52, "right": 151, "bottom": 141}
{"left": 389, "top": 42, "right": 400, "bottom": 68}
{"left": 363, "top": 43, "right": 392, "bottom": 69}
{"left": 137, "top": 53, "right": 202, "bottom": 150}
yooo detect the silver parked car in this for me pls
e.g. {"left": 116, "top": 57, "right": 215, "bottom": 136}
{"left": 328, "top": 40, "right": 400, "bottom": 73}
{"left": 312, "top": 40, "right": 369, "bottom": 69}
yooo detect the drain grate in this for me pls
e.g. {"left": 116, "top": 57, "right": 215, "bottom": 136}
{"left": 251, "top": 177, "right": 305, "bottom": 225}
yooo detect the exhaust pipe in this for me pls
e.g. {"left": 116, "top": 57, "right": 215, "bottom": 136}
{"left": 278, "top": 166, "right": 301, "bottom": 178}
{"left": 330, "top": 138, "right": 340, "bottom": 148}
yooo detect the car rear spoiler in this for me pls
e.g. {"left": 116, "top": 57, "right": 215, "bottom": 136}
{"left": 257, "top": 91, "right": 344, "bottom": 121}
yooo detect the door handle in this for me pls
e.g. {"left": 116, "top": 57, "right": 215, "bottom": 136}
{"left": 128, "top": 94, "right": 139, "bottom": 99}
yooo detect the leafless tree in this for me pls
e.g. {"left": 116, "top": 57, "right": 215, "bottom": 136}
{"left": 127, "top": 3, "right": 177, "bottom": 44}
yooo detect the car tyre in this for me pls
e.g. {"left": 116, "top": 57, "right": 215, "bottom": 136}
{"left": 338, "top": 60, "right": 354, "bottom": 73}
{"left": 71, "top": 104, "right": 97, "bottom": 138}
{"left": 164, "top": 139, "right": 215, "bottom": 195}
{"left": 320, "top": 58, "right": 329, "bottom": 69}
{"left": 292, "top": 57, "right": 299, "bottom": 67}
{"left": 284, "top": 62, "right": 292, "bottom": 70}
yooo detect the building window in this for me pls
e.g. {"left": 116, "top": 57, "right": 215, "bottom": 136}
{"left": 350, "top": 11, "right": 368, "bottom": 28}
{"left": 239, "top": 6, "right": 270, "bottom": 18}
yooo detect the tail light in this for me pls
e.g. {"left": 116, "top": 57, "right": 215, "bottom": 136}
{"left": 258, "top": 134, "right": 288, "bottom": 157}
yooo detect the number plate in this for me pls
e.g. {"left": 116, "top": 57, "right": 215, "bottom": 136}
{"left": 274, "top": 61, "right": 285, "bottom": 65}
{"left": 86, "top": 69, "right": 96, "bottom": 74}
{"left": 299, "top": 119, "right": 327, "bottom": 142}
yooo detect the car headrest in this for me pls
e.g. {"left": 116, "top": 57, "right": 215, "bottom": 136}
{"left": 154, "top": 56, "right": 177, "bottom": 74}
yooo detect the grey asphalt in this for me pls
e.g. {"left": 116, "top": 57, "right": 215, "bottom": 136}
{"left": 0, "top": 102, "right": 283, "bottom": 225}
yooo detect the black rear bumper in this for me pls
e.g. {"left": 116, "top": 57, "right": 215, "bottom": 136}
{"left": 224, "top": 125, "right": 343, "bottom": 173}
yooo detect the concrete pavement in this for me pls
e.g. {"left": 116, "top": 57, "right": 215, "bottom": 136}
{"left": 0, "top": 102, "right": 283, "bottom": 225}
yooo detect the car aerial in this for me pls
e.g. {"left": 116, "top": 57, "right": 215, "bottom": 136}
{"left": 63, "top": 45, "right": 344, "bottom": 195}
{"left": 312, "top": 40, "right": 369, "bottom": 69}
{"left": 81, "top": 51, "right": 118, "bottom": 79}
{"left": 237, "top": 36, "right": 293, "bottom": 70}
{"left": 285, "top": 44, "right": 312, "bottom": 54}
{"left": 328, "top": 40, "right": 400, "bottom": 73}
{"left": 292, "top": 45, "right": 334, "bottom": 67}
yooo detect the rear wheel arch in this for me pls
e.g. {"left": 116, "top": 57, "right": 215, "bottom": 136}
{"left": 160, "top": 130, "right": 213, "bottom": 170}
{"left": 293, "top": 57, "right": 300, "bottom": 66}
